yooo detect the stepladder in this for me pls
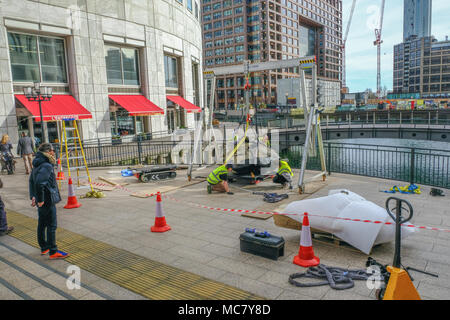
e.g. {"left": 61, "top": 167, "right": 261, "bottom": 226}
{"left": 58, "top": 120, "right": 94, "bottom": 193}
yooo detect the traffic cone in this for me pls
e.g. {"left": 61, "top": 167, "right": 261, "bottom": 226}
{"left": 56, "top": 158, "right": 65, "bottom": 180}
{"left": 151, "top": 192, "right": 171, "bottom": 232}
{"left": 64, "top": 178, "right": 81, "bottom": 209}
{"left": 293, "top": 212, "right": 320, "bottom": 267}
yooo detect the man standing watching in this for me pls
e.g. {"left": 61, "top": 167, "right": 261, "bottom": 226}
{"left": 17, "top": 132, "right": 35, "bottom": 174}
{"left": 207, "top": 164, "right": 234, "bottom": 195}
{"left": 29, "top": 143, "right": 69, "bottom": 259}
{"left": 0, "top": 178, "right": 14, "bottom": 236}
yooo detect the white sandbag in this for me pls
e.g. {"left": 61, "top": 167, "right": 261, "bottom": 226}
{"left": 283, "top": 189, "right": 415, "bottom": 254}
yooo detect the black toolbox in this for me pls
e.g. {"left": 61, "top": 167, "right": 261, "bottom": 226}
{"left": 239, "top": 230, "right": 285, "bottom": 260}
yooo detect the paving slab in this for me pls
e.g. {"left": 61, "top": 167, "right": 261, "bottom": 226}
{"left": 1, "top": 161, "right": 449, "bottom": 300}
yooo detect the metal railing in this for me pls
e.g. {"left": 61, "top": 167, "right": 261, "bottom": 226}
{"left": 53, "top": 130, "right": 450, "bottom": 189}
{"left": 281, "top": 142, "right": 450, "bottom": 189}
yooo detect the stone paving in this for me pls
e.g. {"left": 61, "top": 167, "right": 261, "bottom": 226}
{"left": 1, "top": 161, "right": 449, "bottom": 300}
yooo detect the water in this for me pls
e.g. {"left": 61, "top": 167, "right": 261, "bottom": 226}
{"left": 328, "top": 138, "right": 450, "bottom": 151}
{"left": 283, "top": 138, "right": 450, "bottom": 188}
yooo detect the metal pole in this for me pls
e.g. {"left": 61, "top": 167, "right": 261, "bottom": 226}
{"left": 393, "top": 200, "right": 402, "bottom": 268}
{"left": 297, "top": 107, "right": 315, "bottom": 193}
{"left": 410, "top": 148, "right": 415, "bottom": 185}
{"left": 38, "top": 98, "right": 48, "bottom": 143}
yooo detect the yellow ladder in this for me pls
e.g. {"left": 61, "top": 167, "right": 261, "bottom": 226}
{"left": 60, "top": 120, "right": 94, "bottom": 192}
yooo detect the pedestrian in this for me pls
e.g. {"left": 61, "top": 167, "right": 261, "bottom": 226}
{"left": 1, "top": 134, "right": 15, "bottom": 175}
{"left": 206, "top": 163, "right": 234, "bottom": 195}
{"left": 0, "top": 178, "right": 14, "bottom": 236}
{"left": 17, "top": 132, "right": 35, "bottom": 174}
{"left": 29, "top": 143, "right": 69, "bottom": 259}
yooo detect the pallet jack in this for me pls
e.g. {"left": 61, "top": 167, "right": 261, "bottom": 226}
{"left": 370, "top": 197, "right": 438, "bottom": 300}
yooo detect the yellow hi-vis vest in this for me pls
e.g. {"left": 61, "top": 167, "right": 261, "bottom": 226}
{"left": 207, "top": 165, "right": 228, "bottom": 185}
{"left": 277, "top": 161, "right": 293, "bottom": 177}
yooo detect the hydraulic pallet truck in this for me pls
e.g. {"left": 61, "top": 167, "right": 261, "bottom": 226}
{"left": 372, "top": 197, "right": 438, "bottom": 300}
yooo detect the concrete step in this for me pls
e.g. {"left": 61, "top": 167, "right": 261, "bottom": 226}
{"left": 0, "top": 237, "right": 144, "bottom": 300}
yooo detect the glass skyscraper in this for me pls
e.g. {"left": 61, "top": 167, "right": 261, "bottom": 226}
{"left": 403, "top": 0, "right": 432, "bottom": 41}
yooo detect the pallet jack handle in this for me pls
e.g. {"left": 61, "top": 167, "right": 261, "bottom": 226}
{"left": 385, "top": 197, "right": 413, "bottom": 268}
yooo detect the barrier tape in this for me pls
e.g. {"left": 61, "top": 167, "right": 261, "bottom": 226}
{"left": 89, "top": 182, "right": 450, "bottom": 233}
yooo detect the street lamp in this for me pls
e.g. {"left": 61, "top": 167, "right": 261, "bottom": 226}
{"left": 23, "top": 82, "right": 53, "bottom": 143}
{"left": 285, "top": 92, "right": 289, "bottom": 114}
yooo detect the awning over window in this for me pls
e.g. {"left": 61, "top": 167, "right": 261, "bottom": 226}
{"left": 167, "top": 95, "right": 201, "bottom": 113}
{"left": 15, "top": 95, "right": 92, "bottom": 122}
{"left": 109, "top": 95, "right": 164, "bottom": 116}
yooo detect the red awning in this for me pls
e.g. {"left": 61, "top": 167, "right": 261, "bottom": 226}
{"left": 109, "top": 95, "right": 164, "bottom": 116}
{"left": 167, "top": 95, "right": 201, "bottom": 113}
{"left": 15, "top": 95, "right": 92, "bottom": 122}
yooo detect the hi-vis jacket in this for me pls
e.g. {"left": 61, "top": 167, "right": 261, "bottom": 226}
{"left": 207, "top": 165, "right": 228, "bottom": 185}
{"left": 277, "top": 161, "right": 293, "bottom": 181}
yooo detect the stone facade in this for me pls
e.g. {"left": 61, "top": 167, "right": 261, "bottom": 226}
{"left": 0, "top": 0, "right": 203, "bottom": 147}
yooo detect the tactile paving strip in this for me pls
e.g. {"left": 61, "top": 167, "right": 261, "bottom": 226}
{"left": 6, "top": 210, "right": 263, "bottom": 300}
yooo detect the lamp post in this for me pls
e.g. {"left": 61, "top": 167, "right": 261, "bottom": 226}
{"left": 23, "top": 82, "right": 53, "bottom": 143}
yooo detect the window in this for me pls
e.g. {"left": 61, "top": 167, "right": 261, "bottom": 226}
{"left": 105, "top": 45, "right": 140, "bottom": 85}
{"left": 8, "top": 32, "right": 67, "bottom": 83}
{"left": 235, "top": 36, "right": 244, "bottom": 43}
{"left": 164, "top": 55, "right": 179, "bottom": 88}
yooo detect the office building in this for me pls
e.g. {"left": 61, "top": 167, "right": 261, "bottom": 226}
{"left": 0, "top": 0, "right": 204, "bottom": 147}
{"left": 201, "top": 0, "right": 343, "bottom": 109}
{"left": 403, "top": 0, "right": 432, "bottom": 41}
{"left": 393, "top": 36, "right": 450, "bottom": 96}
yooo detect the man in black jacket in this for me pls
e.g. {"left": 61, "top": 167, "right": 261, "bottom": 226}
{"left": 29, "top": 143, "right": 69, "bottom": 259}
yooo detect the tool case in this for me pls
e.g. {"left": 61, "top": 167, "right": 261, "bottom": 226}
{"left": 239, "top": 229, "right": 285, "bottom": 260}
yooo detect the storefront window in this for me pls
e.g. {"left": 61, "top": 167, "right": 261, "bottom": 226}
{"left": 105, "top": 45, "right": 140, "bottom": 85}
{"left": 8, "top": 32, "right": 67, "bottom": 83}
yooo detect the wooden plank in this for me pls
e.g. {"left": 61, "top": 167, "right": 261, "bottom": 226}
{"left": 98, "top": 176, "right": 129, "bottom": 186}
{"left": 98, "top": 176, "right": 119, "bottom": 186}
{"left": 241, "top": 212, "right": 273, "bottom": 220}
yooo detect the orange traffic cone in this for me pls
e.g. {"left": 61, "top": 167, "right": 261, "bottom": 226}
{"left": 293, "top": 212, "right": 320, "bottom": 267}
{"left": 64, "top": 178, "right": 81, "bottom": 209}
{"left": 56, "top": 158, "right": 65, "bottom": 181}
{"left": 151, "top": 192, "right": 171, "bottom": 232}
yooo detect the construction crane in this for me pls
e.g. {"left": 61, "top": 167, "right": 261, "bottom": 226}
{"left": 342, "top": 0, "right": 357, "bottom": 92}
{"left": 374, "top": 0, "right": 386, "bottom": 98}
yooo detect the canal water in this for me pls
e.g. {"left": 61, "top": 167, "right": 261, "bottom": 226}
{"left": 284, "top": 138, "right": 450, "bottom": 188}
{"left": 329, "top": 138, "right": 450, "bottom": 151}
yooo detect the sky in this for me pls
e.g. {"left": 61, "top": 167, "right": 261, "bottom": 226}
{"left": 343, "top": 0, "right": 450, "bottom": 93}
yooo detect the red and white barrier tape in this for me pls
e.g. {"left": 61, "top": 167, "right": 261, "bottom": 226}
{"left": 90, "top": 181, "right": 450, "bottom": 233}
